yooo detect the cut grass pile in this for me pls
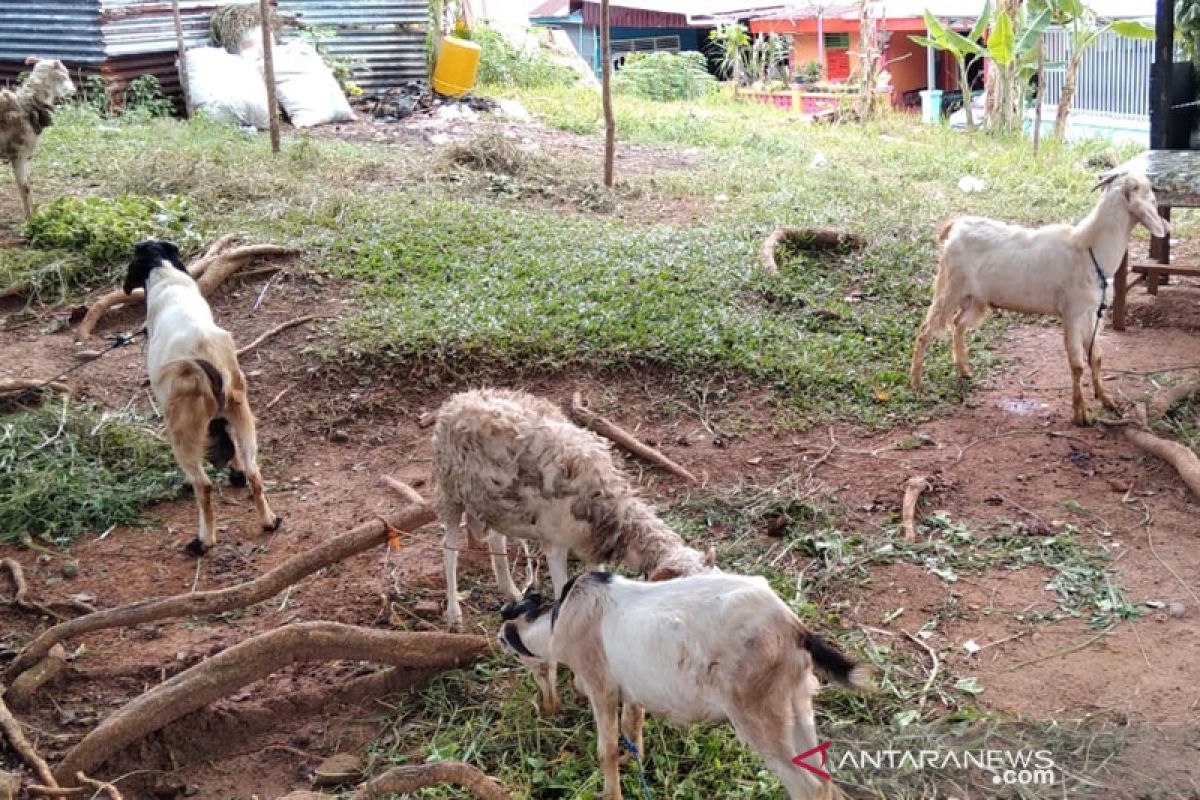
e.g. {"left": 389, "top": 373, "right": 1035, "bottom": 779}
{"left": 0, "top": 396, "right": 181, "bottom": 546}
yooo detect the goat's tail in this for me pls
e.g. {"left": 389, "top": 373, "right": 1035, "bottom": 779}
{"left": 802, "top": 632, "right": 872, "bottom": 691}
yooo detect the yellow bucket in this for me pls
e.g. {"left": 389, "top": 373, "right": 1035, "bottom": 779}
{"left": 432, "top": 36, "right": 481, "bottom": 97}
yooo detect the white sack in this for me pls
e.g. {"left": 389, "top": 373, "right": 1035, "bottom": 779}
{"left": 184, "top": 46, "right": 270, "bottom": 128}
{"left": 262, "top": 40, "right": 354, "bottom": 128}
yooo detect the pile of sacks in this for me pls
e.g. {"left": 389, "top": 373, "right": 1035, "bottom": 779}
{"left": 184, "top": 15, "right": 354, "bottom": 129}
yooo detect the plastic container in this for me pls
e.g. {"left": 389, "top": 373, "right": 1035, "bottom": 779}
{"left": 432, "top": 36, "right": 481, "bottom": 97}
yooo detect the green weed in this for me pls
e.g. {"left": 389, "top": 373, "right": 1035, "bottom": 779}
{"left": 0, "top": 397, "right": 181, "bottom": 546}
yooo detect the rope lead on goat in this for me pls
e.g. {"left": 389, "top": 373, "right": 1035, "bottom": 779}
{"left": 1087, "top": 247, "right": 1108, "bottom": 364}
{"left": 619, "top": 732, "right": 654, "bottom": 800}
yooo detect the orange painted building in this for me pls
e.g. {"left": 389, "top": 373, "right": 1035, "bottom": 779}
{"left": 750, "top": 10, "right": 980, "bottom": 109}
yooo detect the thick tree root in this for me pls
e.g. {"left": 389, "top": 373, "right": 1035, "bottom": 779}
{"left": 0, "top": 379, "right": 71, "bottom": 396}
{"left": 569, "top": 392, "right": 699, "bottom": 483}
{"left": 1148, "top": 378, "right": 1200, "bottom": 420}
{"left": 1123, "top": 427, "right": 1200, "bottom": 501}
{"left": 760, "top": 227, "right": 864, "bottom": 274}
{"left": 349, "top": 762, "right": 511, "bottom": 800}
{"left": 1, "top": 558, "right": 96, "bottom": 621}
{"left": 8, "top": 494, "right": 435, "bottom": 682}
{"left": 901, "top": 476, "right": 929, "bottom": 541}
{"left": 6, "top": 644, "right": 68, "bottom": 709}
{"left": 75, "top": 773, "right": 122, "bottom": 800}
{"left": 54, "top": 623, "right": 487, "bottom": 783}
{"left": 0, "top": 692, "right": 59, "bottom": 788}
{"left": 76, "top": 241, "right": 295, "bottom": 339}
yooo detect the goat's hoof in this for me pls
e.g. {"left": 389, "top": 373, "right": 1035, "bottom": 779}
{"left": 184, "top": 537, "right": 209, "bottom": 557}
{"left": 228, "top": 469, "right": 247, "bottom": 488}
{"left": 264, "top": 515, "right": 283, "bottom": 532}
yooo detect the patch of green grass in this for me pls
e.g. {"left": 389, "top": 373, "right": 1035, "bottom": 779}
{"left": 0, "top": 396, "right": 181, "bottom": 546}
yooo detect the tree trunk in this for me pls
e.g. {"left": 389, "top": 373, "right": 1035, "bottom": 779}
{"left": 1033, "top": 36, "right": 1044, "bottom": 153}
{"left": 600, "top": 0, "right": 614, "bottom": 187}
{"left": 959, "top": 61, "right": 975, "bottom": 132}
{"left": 1053, "top": 53, "right": 1081, "bottom": 139}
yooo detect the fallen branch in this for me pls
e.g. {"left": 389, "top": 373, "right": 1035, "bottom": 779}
{"left": 759, "top": 227, "right": 864, "bottom": 275}
{"left": 76, "top": 242, "right": 295, "bottom": 339}
{"left": 76, "top": 772, "right": 122, "bottom": 800}
{"left": 900, "top": 476, "right": 930, "bottom": 541}
{"left": 54, "top": 623, "right": 487, "bottom": 782}
{"left": 1123, "top": 426, "right": 1200, "bottom": 501}
{"left": 902, "top": 630, "right": 940, "bottom": 712}
{"left": 0, "top": 691, "right": 59, "bottom": 788}
{"left": 0, "top": 379, "right": 70, "bottom": 395}
{"left": 8, "top": 490, "right": 435, "bottom": 681}
{"left": 6, "top": 644, "right": 68, "bottom": 709}
{"left": 568, "top": 392, "right": 698, "bottom": 484}
{"left": 237, "top": 314, "right": 321, "bottom": 358}
{"left": 349, "top": 762, "right": 511, "bottom": 800}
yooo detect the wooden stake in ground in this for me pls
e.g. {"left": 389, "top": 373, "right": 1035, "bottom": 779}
{"left": 600, "top": 0, "right": 614, "bottom": 188}
{"left": 171, "top": 0, "right": 193, "bottom": 118}
{"left": 259, "top": 0, "right": 280, "bottom": 154}
{"left": 8, "top": 491, "right": 434, "bottom": 681}
{"left": 568, "top": 392, "right": 699, "bottom": 483}
{"left": 759, "top": 227, "right": 865, "bottom": 275}
{"left": 76, "top": 241, "right": 294, "bottom": 339}
{"left": 54, "top": 622, "right": 487, "bottom": 783}
{"left": 900, "top": 476, "right": 930, "bottom": 541}
{"left": 350, "top": 762, "right": 511, "bottom": 800}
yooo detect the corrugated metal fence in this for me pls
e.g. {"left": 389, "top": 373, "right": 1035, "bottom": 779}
{"left": 277, "top": 0, "right": 427, "bottom": 90}
{"left": 2, "top": 0, "right": 427, "bottom": 98}
{"left": 1042, "top": 26, "right": 1152, "bottom": 121}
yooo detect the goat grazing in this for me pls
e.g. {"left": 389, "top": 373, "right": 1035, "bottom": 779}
{"left": 498, "top": 572, "right": 870, "bottom": 800}
{"left": 124, "top": 239, "right": 282, "bottom": 556}
{"left": 910, "top": 170, "right": 1170, "bottom": 425}
{"left": 433, "top": 388, "right": 714, "bottom": 627}
{"left": 1, "top": 58, "right": 75, "bottom": 219}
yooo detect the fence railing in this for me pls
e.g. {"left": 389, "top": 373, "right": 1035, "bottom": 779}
{"left": 1041, "top": 26, "right": 1152, "bottom": 121}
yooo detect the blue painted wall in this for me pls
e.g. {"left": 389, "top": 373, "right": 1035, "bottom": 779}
{"left": 534, "top": 19, "right": 706, "bottom": 77}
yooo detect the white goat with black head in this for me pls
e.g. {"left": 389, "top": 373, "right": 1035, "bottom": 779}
{"left": 1, "top": 58, "right": 75, "bottom": 219}
{"left": 910, "top": 170, "right": 1170, "bottom": 425}
{"left": 498, "top": 572, "right": 870, "bottom": 800}
{"left": 432, "top": 388, "right": 714, "bottom": 627}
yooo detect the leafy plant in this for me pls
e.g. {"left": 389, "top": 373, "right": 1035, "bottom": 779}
{"left": 709, "top": 22, "right": 751, "bottom": 92}
{"left": 0, "top": 398, "right": 181, "bottom": 546}
{"left": 1032, "top": 0, "right": 1154, "bottom": 139}
{"left": 745, "top": 32, "right": 791, "bottom": 87}
{"left": 612, "top": 52, "right": 717, "bottom": 102}
{"left": 474, "top": 25, "right": 577, "bottom": 89}
{"left": 984, "top": 2, "right": 1053, "bottom": 133}
{"left": 795, "top": 60, "right": 823, "bottom": 84}
{"left": 1178, "top": 0, "right": 1200, "bottom": 61}
{"left": 911, "top": 4, "right": 991, "bottom": 131}
{"left": 23, "top": 194, "right": 196, "bottom": 267}
{"left": 122, "top": 75, "right": 175, "bottom": 118}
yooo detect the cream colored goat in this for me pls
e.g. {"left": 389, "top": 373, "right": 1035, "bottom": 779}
{"left": 910, "top": 171, "right": 1170, "bottom": 425}
{"left": 1, "top": 58, "right": 75, "bottom": 219}
{"left": 432, "top": 388, "right": 713, "bottom": 627}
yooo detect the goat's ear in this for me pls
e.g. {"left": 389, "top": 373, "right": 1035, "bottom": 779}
{"left": 1094, "top": 170, "right": 1122, "bottom": 192}
{"left": 24, "top": 56, "right": 40, "bottom": 66}
{"left": 648, "top": 566, "right": 681, "bottom": 582}
{"left": 160, "top": 240, "right": 186, "bottom": 271}
{"left": 703, "top": 547, "right": 717, "bottom": 568}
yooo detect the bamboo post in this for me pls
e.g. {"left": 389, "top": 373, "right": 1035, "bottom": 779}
{"left": 600, "top": 0, "right": 614, "bottom": 188}
{"left": 259, "top": 0, "right": 281, "bottom": 154}
{"left": 170, "top": 0, "right": 193, "bottom": 117}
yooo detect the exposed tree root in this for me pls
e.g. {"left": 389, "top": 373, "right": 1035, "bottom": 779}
{"left": 8, "top": 492, "right": 435, "bottom": 681}
{"left": 76, "top": 242, "right": 295, "bottom": 339}
{"left": 1, "top": 558, "right": 96, "bottom": 622}
{"left": 75, "top": 772, "right": 122, "bottom": 800}
{"left": 568, "top": 391, "right": 699, "bottom": 483}
{"left": 6, "top": 644, "right": 68, "bottom": 709}
{"left": 1147, "top": 378, "right": 1200, "bottom": 420}
{"left": 759, "top": 227, "right": 864, "bottom": 275}
{"left": 0, "top": 692, "right": 59, "bottom": 788}
{"left": 349, "top": 762, "right": 511, "bottom": 800}
{"left": 0, "top": 280, "right": 32, "bottom": 300}
{"left": 1123, "top": 426, "right": 1200, "bottom": 501}
{"left": 0, "top": 379, "right": 70, "bottom": 395}
{"left": 54, "top": 622, "right": 487, "bottom": 783}
{"left": 901, "top": 476, "right": 930, "bottom": 541}
{"left": 237, "top": 314, "right": 321, "bottom": 357}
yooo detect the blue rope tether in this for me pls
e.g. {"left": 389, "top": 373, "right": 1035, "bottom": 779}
{"left": 619, "top": 732, "right": 654, "bottom": 800}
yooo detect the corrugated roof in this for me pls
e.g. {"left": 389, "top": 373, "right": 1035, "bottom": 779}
{"left": 0, "top": 0, "right": 104, "bottom": 64}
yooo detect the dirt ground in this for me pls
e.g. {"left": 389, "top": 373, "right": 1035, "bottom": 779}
{"left": 3, "top": 240, "right": 1200, "bottom": 796}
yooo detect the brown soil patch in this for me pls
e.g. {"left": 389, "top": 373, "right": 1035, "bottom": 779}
{"left": 3, "top": 261, "right": 1200, "bottom": 795}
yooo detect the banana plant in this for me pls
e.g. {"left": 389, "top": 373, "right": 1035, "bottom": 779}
{"left": 1030, "top": 0, "right": 1153, "bottom": 139}
{"left": 986, "top": 3, "right": 1054, "bottom": 132}
{"left": 910, "top": 0, "right": 991, "bottom": 131}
